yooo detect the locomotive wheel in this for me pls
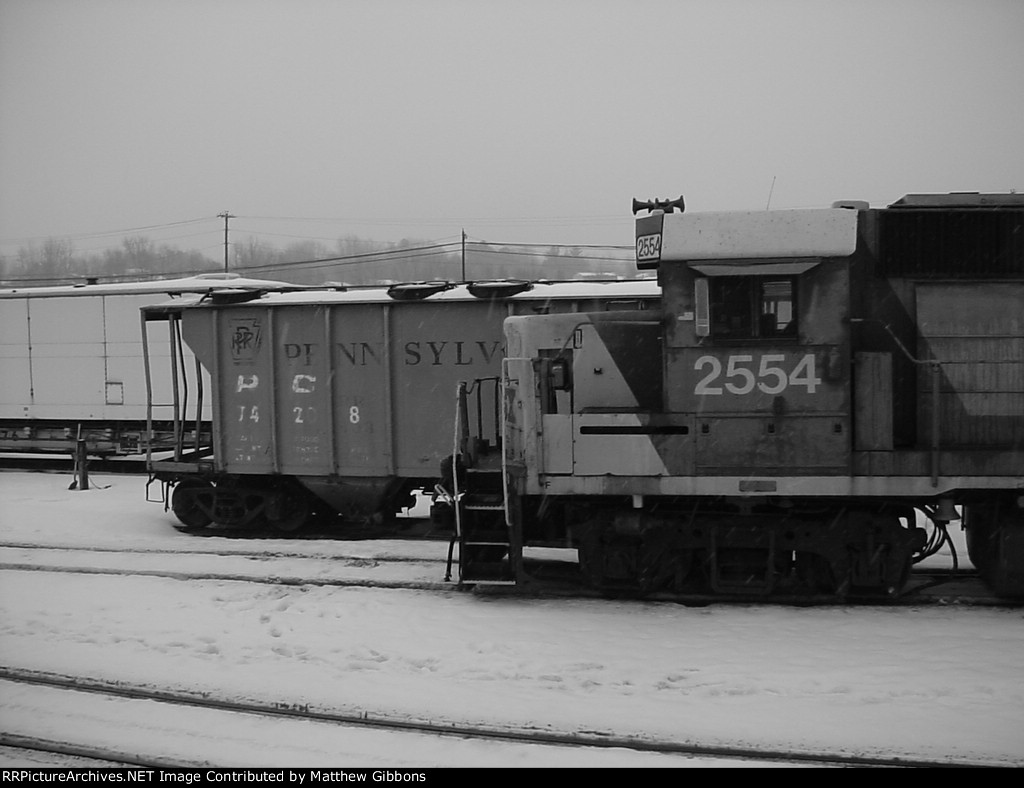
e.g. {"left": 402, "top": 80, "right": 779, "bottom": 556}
{"left": 839, "top": 509, "right": 923, "bottom": 598}
{"left": 964, "top": 502, "right": 1003, "bottom": 576}
{"left": 170, "top": 481, "right": 213, "bottom": 531}
{"left": 964, "top": 501, "right": 1024, "bottom": 597}
{"left": 578, "top": 526, "right": 689, "bottom": 596}
{"left": 466, "top": 545, "right": 508, "bottom": 562}
{"left": 636, "top": 542, "right": 691, "bottom": 594}
{"left": 794, "top": 552, "right": 837, "bottom": 595}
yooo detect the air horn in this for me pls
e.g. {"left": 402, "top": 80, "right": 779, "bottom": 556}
{"left": 631, "top": 196, "right": 685, "bottom": 215}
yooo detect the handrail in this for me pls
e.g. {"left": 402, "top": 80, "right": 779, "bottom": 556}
{"left": 168, "top": 317, "right": 182, "bottom": 462}
{"left": 141, "top": 310, "right": 153, "bottom": 470}
{"left": 500, "top": 359, "right": 512, "bottom": 531}
{"left": 465, "top": 376, "right": 501, "bottom": 450}
{"left": 451, "top": 381, "right": 467, "bottom": 540}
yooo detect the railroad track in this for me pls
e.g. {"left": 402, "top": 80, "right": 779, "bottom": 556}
{"left": 0, "top": 738, "right": 193, "bottom": 769}
{"left": 0, "top": 667, "right": 999, "bottom": 768}
{"left": 0, "top": 542, "right": 1003, "bottom": 605}
{"left": 0, "top": 455, "right": 147, "bottom": 475}
{"left": 0, "top": 543, "right": 453, "bottom": 592}
{"left": 0, "top": 540, "right": 448, "bottom": 563}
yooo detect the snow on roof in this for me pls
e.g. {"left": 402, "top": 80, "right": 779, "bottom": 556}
{"left": 151, "top": 278, "right": 662, "bottom": 311}
{"left": 0, "top": 273, "right": 301, "bottom": 298}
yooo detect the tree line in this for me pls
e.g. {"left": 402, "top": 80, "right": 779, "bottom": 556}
{"left": 1, "top": 233, "right": 640, "bottom": 287}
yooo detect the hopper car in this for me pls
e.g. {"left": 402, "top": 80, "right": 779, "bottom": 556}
{"left": 142, "top": 279, "right": 659, "bottom": 532}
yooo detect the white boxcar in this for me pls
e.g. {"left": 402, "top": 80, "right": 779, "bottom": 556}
{"left": 0, "top": 274, "right": 296, "bottom": 454}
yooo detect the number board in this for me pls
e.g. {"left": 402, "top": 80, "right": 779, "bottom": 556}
{"left": 634, "top": 213, "right": 664, "bottom": 269}
{"left": 635, "top": 233, "right": 662, "bottom": 264}
{"left": 670, "top": 347, "right": 844, "bottom": 412}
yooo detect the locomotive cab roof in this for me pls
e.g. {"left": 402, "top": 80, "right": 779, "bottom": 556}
{"left": 888, "top": 192, "right": 1024, "bottom": 209}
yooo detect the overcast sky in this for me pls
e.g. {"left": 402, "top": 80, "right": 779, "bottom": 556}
{"left": 1, "top": 0, "right": 1022, "bottom": 260}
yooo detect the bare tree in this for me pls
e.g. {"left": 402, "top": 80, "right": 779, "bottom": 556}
{"left": 121, "top": 236, "right": 156, "bottom": 273}
{"left": 234, "top": 236, "right": 280, "bottom": 270}
{"left": 16, "top": 238, "right": 77, "bottom": 279}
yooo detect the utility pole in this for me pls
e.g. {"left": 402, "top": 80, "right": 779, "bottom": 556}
{"left": 461, "top": 229, "right": 466, "bottom": 282}
{"left": 218, "top": 211, "right": 235, "bottom": 272}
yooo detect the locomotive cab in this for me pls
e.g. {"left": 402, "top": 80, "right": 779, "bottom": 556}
{"left": 659, "top": 220, "right": 853, "bottom": 478}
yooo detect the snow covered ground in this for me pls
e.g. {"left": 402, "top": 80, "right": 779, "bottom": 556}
{"left": 1, "top": 470, "right": 1022, "bottom": 767}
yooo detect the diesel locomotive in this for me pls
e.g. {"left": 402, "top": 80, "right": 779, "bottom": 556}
{"left": 448, "top": 193, "right": 1024, "bottom": 599}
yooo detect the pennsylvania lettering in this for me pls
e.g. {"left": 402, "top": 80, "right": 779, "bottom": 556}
{"left": 334, "top": 340, "right": 503, "bottom": 367}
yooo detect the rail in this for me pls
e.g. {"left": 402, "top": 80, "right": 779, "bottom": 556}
{"left": 0, "top": 666, "right": 1004, "bottom": 767}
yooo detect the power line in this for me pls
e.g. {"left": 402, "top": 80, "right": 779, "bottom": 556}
{"left": 226, "top": 241, "right": 635, "bottom": 278}
{"left": 0, "top": 217, "right": 215, "bottom": 246}
{"left": 234, "top": 241, "right": 463, "bottom": 274}
{"left": 1, "top": 213, "right": 631, "bottom": 257}
{"left": 468, "top": 240, "right": 631, "bottom": 251}
{"left": 239, "top": 213, "right": 625, "bottom": 226}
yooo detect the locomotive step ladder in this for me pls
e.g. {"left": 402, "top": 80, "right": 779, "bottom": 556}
{"left": 458, "top": 467, "right": 518, "bottom": 585}
{"left": 450, "top": 380, "right": 522, "bottom": 587}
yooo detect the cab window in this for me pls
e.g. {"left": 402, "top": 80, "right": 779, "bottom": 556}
{"left": 710, "top": 276, "right": 796, "bottom": 341}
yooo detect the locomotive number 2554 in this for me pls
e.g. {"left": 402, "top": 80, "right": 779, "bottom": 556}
{"left": 635, "top": 233, "right": 662, "bottom": 262}
{"left": 694, "top": 353, "right": 822, "bottom": 395}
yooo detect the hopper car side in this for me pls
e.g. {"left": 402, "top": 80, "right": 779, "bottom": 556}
{"left": 143, "top": 279, "right": 660, "bottom": 533}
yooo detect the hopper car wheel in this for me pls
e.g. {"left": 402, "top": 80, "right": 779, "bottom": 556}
{"left": 171, "top": 481, "right": 213, "bottom": 531}
{"left": 266, "top": 489, "right": 311, "bottom": 534}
